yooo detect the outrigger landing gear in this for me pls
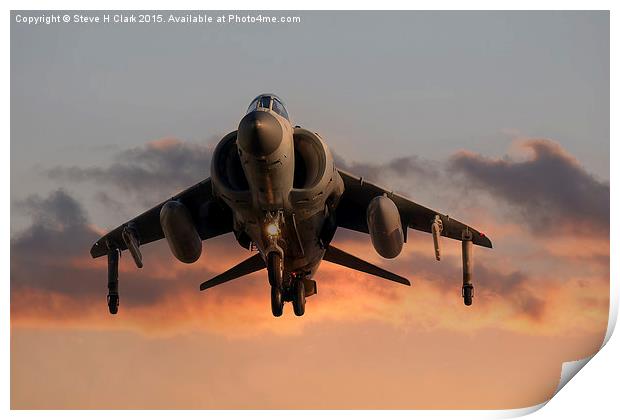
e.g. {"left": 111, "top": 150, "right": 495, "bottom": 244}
{"left": 107, "top": 248, "right": 120, "bottom": 314}
{"left": 462, "top": 230, "right": 474, "bottom": 306}
{"left": 462, "top": 284, "right": 474, "bottom": 306}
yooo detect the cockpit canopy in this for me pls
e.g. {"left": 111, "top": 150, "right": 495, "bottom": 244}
{"left": 247, "top": 94, "right": 289, "bottom": 120}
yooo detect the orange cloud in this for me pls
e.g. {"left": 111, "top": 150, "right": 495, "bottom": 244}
{"left": 11, "top": 243, "right": 609, "bottom": 341}
{"left": 146, "top": 137, "right": 183, "bottom": 150}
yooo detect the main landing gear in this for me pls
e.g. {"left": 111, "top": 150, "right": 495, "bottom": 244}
{"left": 267, "top": 252, "right": 307, "bottom": 317}
{"left": 292, "top": 280, "right": 305, "bottom": 316}
{"left": 271, "top": 286, "right": 284, "bottom": 317}
{"left": 270, "top": 280, "right": 306, "bottom": 317}
{"left": 268, "top": 252, "right": 284, "bottom": 316}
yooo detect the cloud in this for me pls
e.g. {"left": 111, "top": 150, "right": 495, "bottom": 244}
{"left": 355, "top": 239, "right": 547, "bottom": 321}
{"left": 11, "top": 137, "right": 609, "bottom": 337}
{"left": 449, "top": 139, "right": 609, "bottom": 235}
{"left": 47, "top": 137, "right": 217, "bottom": 205}
{"left": 10, "top": 189, "right": 603, "bottom": 338}
{"left": 336, "top": 139, "right": 608, "bottom": 238}
{"left": 12, "top": 191, "right": 100, "bottom": 296}
{"left": 334, "top": 153, "right": 440, "bottom": 184}
{"left": 11, "top": 189, "right": 189, "bottom": 305}
{"left": 45, "top": 134, "right": 608, "bottom": 239}
{"left": 16, "top": 189, "right": 87, "bottom": 229}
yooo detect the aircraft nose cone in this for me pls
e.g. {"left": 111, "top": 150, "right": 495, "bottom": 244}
{"left": 237, "top": 111, "right": 283, "bottom": 157}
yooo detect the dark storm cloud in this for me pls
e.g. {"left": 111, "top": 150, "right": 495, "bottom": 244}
{"left": 11, "top": 189, "right": 545, "bottom": 322}
{"left": 331, "top": 231, "right": 546, "bottom": 321}
{"left": 11, "top": 190, "right": 184, "bottom": 306}
{"left": 475, "top": 263, "right": 545, "bottom": 320}
{"left": 14, "top": 138, "right": 604, "bottom": 324}
{"left": 11, "top": 189, "right": 260, "bottom": 318}
{"left": 17, "top": 189, "right": 87, "bottom": 228}
{"left": 336, "top": 139, "right": 608, "bottom": 237}
{"left": 48, "top": 136, "right": 607, "bottom": 238}
{"left": 12, "top": 191, "right": 102, "bottom": 296}
{"left": 332, "top": 153, "right": 454, "bottom": 209}
{"left": 400, "top": 251, "right": 545, "bottom": 320}
{"left": 449, "top": 139, "right": 609, "bottom": 235}
{"left": 47, "top": 138, "right": 216, "bottom": 204}
{"left": 334, "top": 153, "right": 439, "bottom": 183}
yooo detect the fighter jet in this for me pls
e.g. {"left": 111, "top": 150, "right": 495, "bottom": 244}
{"left": 91, "top": 94, "right": 492, "bottom": 317}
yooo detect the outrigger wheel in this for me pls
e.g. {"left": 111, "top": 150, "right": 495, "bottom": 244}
{"left": 271, "top": 286, "right": 284, "bottom": 317}
{"left": 107, "top": 248, "right": 120, "bottom": 315}
{"left": 107, "top": 293, "right": 119, "bottom": 314}
{"left": 462, "top": 284, "right": 474, "bottom": 306}
{"left": 293, "top": 280, "right": 306, "bottom": 316}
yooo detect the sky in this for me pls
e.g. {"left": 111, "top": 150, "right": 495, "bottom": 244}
{"left": 10, "top": 11, "right": 609, "bottom": 409}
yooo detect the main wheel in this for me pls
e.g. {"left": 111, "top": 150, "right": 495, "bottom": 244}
{"left": 293, "top": 280, "right": 305, "bottom": 316}
{"left": 271, "top": 286, "right": 283, "bottom": 317}
{"left": 267, "top": 252, "right": 282, "bottom": 289}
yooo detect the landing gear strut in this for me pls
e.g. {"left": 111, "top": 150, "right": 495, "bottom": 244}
{"left": 107, "top": 248, "right": 120, "bottom": 314}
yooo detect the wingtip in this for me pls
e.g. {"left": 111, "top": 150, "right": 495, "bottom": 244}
{"left": 475, "top": 235, "right": 493, "bottom": 249}
{"left": 90, "top": 243, "right": 101, "bottom": 259}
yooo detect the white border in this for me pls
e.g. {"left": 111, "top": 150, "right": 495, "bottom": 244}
{"left": 3, "top": 1, "right": 616, "bottom": 419}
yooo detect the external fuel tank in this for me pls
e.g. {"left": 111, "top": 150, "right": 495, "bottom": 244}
{"left": 366, "top": 195, "right": 404, "bottom": 259}
{"left": 160, "top": 200, "right": 202, "bottom": 263}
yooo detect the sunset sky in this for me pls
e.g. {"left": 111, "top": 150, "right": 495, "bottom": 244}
{"left": 10, "top": 11, "right": 609, "bottom": 409}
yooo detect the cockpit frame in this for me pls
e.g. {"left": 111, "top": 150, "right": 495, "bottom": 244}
{"left": 247, "top": 94, "right": 289, "bottom": 120}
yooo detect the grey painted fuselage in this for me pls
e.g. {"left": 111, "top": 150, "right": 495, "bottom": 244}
{"left": 210, "top": 95, "right": 343, "bottom": 288}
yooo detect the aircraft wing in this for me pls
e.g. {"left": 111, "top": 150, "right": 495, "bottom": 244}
{"left": 90, "top": 177, "right": 233, "bottom": 258}
{"left": 335, "top": 169, "right": 492, "bottom": 248}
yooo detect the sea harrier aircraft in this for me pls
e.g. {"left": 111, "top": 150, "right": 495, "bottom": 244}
{"left": 91, "top": 94, "right": 492, "bottom": 316}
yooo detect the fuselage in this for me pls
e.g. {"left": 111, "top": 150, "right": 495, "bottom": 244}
{"left": 210, "top": 94, "right": 344, "bottom": 287}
